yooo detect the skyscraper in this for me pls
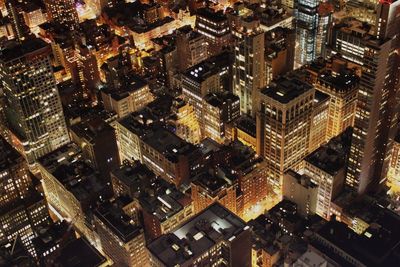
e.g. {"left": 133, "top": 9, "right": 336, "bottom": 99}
{"left": 295, "top": 0, "right": 319, "bottom": 66}
{"left": 345, "top": 1, "right": 400, "bottom": 194}
{"left": 44, "top": 0, "right": 79, "bottom": 31}
{"left": 257, "top": 72, "right": 314, "bottom": 194}
{"left": 0, "top": 38, "right": 70, "bottom": 164}
{"left": 233, "top": 16, "right": 265, "bottom": 115}
{"left": 5, "top": 0, "right": 30, "bottom": 41}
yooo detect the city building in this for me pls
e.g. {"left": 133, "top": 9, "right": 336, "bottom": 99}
{"left": 315, "top": 68, "right": 358, "bottom": 140}
{"left": 265, "top": 27, "right": 296, "bottom": 85}
{"left": 195, "top": 7, "right": 231, "bottom": 56}
{"left": 309, "top": 90, "right": 329, "bottom": 152}
{"left": 257, "top": 73, "right": 314, "bottom": 193}
{"left": 147, "top": 203, "right": 251, "bottom": 267}
{"left": 295, "top": 0, "right": 319, "bottom": 66}
{"left": 191, "top": 171, "right": 237, "bottom": 214}
{"left": 169, "top": 98, "right": 201, "bottom": 144}
{"left": 140, "top": 126, "right": 199, "bottom": 186}
{"left": 283, "top": 170, "right": 318, "bottom": 218}
{"left": 176, "top": 25, "right": 208, "bottom": 71}
{"left": 0, "top": 38, "right": 69, "bottom": 164}
{"left": 316, "top": 2, "right": 333, "bottom": 58}
{"left": 44, "top": 0, "right": 79, "bottom": 31}
{"left": 94, "top": 201, "right": 149, "bottom": 266}
{"left": 303, "top": 128, "right": 352, "bottom": 220}
{"left": 232, "top": 16, "right": 265, "bottom": 115}
{"left": 233, "top": 115, "right": 257, "bottom": 151}
{"left": 101, "top": 75, "right": 153, "bottom": 118}
{"left": 38, "top": 143, "right": 112, "bottom": 248}
{"left": 203, "top": 92, "right": 240, "bottom": 144}
{"left": 181, "top": 59, "right": 221, "bottom": 124}
{"left": 76, "top": 44, "right": 101, "bottom": 102}
{"left": 345, "top": 1, "right": 400, "bottom": 194}
{"left": 0, "top": 138, "right": 50, "bottom": 257}
{"left": 311, "top": 218, "right": 400, "bottom": 266}
{"left": 70, "top": 117, "right": 120, "bottom": 181}
{"left": 387, "top": 131, "right": 400, "bottom": 186}
{"left": 6, "top": 0, "right": 30, "bottom": 41}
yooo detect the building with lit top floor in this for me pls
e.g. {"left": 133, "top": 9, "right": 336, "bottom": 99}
{"left": 195, "top": 7, "right": 231, "bottom": 56}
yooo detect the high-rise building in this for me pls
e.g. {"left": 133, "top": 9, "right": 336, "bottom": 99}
{"left": 195, "top": 7, "right": 231, "bottom": 56}
{"left": 147, "top": 203, "right": 251, "bottom": 267}
{"left": 176, "top": 25, "right": 208, "bottom": 71}
{"left": 309, "top": 90, "right": 330, "bottom": 152}
{"left": 346, "top": 1, "right": 400, "bottom": 194}
{"left": 6, "top": 0, "right": 30, "bottom": 41}
{"left": 181, "top": 60, "right": 221, "bottom": 125}
{"left": 38, "top": 143, "right": 111, "bottom": 248}
{"left": 44, "top": 0, "right": 79, "bottom": 31}
{"left": 233, "top": 16, "right": 265, "bottom": 115}
{"left": 316, "top": 1, "right": 333, "bottom": 58}
{"left": 0, "top": 138, "right": 50, "bottom": 257}
{"left": 203, "top": 92, "right": 240, "bottom": 144}
{"left": 265, "top": 27, "right": 296, "bottom": 85}
{"left": 295, "top": 0, "right": 319, "bottom": 66}
{"left": 0, "top": 38, "right": 69, "bottom": 164}
{"left": 0, "top": 137, "right": 31, "bottom": 209}
{"left": 315, "top": 68, "right": 359, "bottom": 140}
{"left": 76, "top": 44, "right": 101, "bottom": 102}
{"left": 169, "top": 98, "right": 201, "bottom": 144}
{"left": 387, "top": 130, "right": 400, "bottom": 186}
{"left": 256, "top": 73, "right": 314, "bottom": 193}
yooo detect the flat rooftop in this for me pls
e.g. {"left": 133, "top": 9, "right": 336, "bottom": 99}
{"left": 38, "top": 143, "right": 107, "bottom": 202}
{"left": 304, "top": 128, "right": 352, "bottom": 176}
{"left": 147, "top": 203, "right": 247, "bottom": 266}
{"left": 94, "top": 201, "right": 142, "bottom": 243}
{"left": 55, "top": 238, "right": 106, "bottom": 267}
{"left": 318, "top": 70, "right": 359, "bottom": 92}
{"left": 142, "top": 126, "right": 196, "bottom": 162}
{"left": 0, "top": 38, "right": 49, "bottom": 62}
{"left": 204, "top": 92, "right": 239, "bottom": 108}
{"left": 261, "top": 74, "right": 313, "bottom": 104}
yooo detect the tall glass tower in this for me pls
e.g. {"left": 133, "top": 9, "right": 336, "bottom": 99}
{"left": 295, "top": 0, "right": 319, "bottom": 67}
{"left": 0, "top": 38, "right": 70, "bottom": 164}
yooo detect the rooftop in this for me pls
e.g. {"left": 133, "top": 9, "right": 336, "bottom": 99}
{"left": 38, "top": 143, "right": 108, "bottom": 202}
{"left": 304, "top": 128, "right": 352, "bottom": 176}
{"left": 147, "top": 203, "right": 247, "bottom": 266}
{"left": 314, "top": 218, "right": 400, "bottom": 266}
{"left": 318, "top": 70, "right": 359, "bottom": 92}
{"left": 260, "top": 73, "right": 313, "bottom": 104}
{"left": 196, "top": 7, "right": 227, "bottom": 23}
{"left": 235, "top": 115, "right": 257, "bottom": 137}
{"left": 70, "top": 118, "right": 115, "bottom": 145}
{"left": 55, "top": 238, "right": 106, "bottom": 267}
{"left": 94, "top": 201, "right": 142, "bottom": 243}
{"left": 204, "top": 92, "right": 240, "bottom": 108}
{"left": 142, "top": 126, "right": 197, "bottom": 162}
{"left": 0, "top": 38, "right": 50, "bottom": 62}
